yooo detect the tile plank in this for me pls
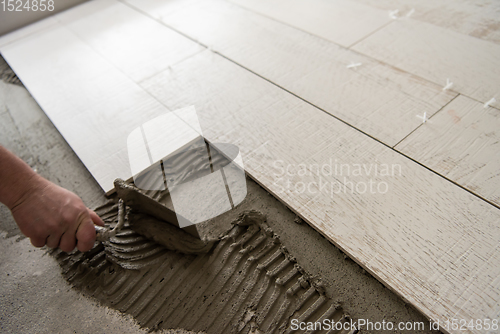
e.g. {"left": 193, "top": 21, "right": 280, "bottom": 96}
{"left": 1, "top": 1, "right": 499, "bottom": 332}
{"left": 55, "top": 0, "right": 203, "bottom": 82}
{"left": 125, "top": 0, "right": 456, "bottom": 146}
{"left": 353, "top": 19, "right": 500, "bottom": 106}
{"left": 351, "top": 0, "right": 500, "bottom": 45}
{"left": 0, "top": 0, "right": 204, "bottom": 191}
{"left": 396, "top": 95, "right": 500, "bottom": 207}
{"left": 1, "top": 24, "right": 171, "bottom": 192}
{"left": 227, "top": 0, "right": 391, "bottom": 47}
{"left": 141, "top": 51, "right": 500, "bottom": 333}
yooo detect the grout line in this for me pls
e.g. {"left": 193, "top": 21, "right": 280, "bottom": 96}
{"left": 392, "top": 93, "right": 460, "bottom": 148}
{"left": 124, "top": 0, "right": 470, "bottom": 105}
{"left": 347, "top": 19, "right": 394, "bottom": 49}
{"left": 213, "top": 52, "right": 500, "bottom": 211}
{"left": 140, "top": 125, "right": 154, "bottom": 165}
{"left": 458, "top": 94, "right": 500, "bottom": 112}
{"left": 220, "top": 167, "right": 235, "bottom": 209}
{"left": 137, "top": 49, "right": 204, "bottom": 85}
{"left": 223, "top": 0, "right": 489, "bottom": 107}
{"left": 160, "top": 160, "right": 168, "bottom": 189}
{"left": 56, "top": 5, "right": 204, "bottom": 88}
{"left": 221, "top": 0, "right": 358, "bottom": 50}
{"left": 120, "top": 0, "right": 500, "bottom": 212}
{"left": 205, "top": 141, "right": 214, "bottom": 173}
{"left": 119, "top": 0, "right": 208, "bottom": 50}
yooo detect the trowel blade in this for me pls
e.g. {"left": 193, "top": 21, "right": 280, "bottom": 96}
{"left": 114, "top": 179, "right": 201, "bottom": 239}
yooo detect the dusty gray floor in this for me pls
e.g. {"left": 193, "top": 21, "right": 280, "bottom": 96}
{"left": 0, "top": 57, "right": 440, "bottom": 333}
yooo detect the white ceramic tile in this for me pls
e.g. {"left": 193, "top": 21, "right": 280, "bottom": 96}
{"left": 1, "top": 25, "right": 172, "bottom": 191}
{"left": 229, "top": 0, "right": 391, "bottom": 47}
{"left": 353, "top": 19, "right": 500, "bottom": 105}
{"left": 141, "top": 51, "right": 500, "bottom": 333}
{"left": 55, "top": 0, "right": 203, "bottom": 82}
{"left": 397, "top": 95, "right": 500, "bottom": 206}
{"left": 127, "top": 0, "right": 456, "bottom": 146}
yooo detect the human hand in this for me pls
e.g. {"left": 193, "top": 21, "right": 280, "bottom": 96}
{"left": 9, "top": 177, "right": 104, "bottom": 252}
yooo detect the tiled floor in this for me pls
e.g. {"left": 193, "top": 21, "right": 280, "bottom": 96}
{"left": 1, "top": 1, "right": 499, "bottom": 332}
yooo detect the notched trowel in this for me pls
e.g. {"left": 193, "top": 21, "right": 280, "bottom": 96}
{"left": 95, "top": 179, "right": 216, "bottom": 254}
{"left": 113, "top": 178, "right": 200, "bottom": 239}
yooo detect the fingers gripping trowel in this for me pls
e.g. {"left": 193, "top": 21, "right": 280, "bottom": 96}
{"left": 94, "top": 198, "right": 127, "bottom": 242}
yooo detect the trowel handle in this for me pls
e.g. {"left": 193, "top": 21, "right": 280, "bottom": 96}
{"left": 95, "top": 225, "right": 110, "bottom": 242}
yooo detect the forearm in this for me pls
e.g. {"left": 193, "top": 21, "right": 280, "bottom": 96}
{"left": 0, "top": 145, "right": 46, "bottom": 209}
{"left": 0, "top": 145, "right": 104, "bottom": 252}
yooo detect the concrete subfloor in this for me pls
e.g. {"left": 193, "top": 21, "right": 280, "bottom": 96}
{"left": 0, "top": 58, "right": 440, "bottom": 333}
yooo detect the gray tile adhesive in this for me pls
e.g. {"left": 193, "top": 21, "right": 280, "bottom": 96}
{"left": 51, "top": 143, "right": 359, "bottom": 334}
{"left": 53, "top": 207, "right": 357, "bottom": 334}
